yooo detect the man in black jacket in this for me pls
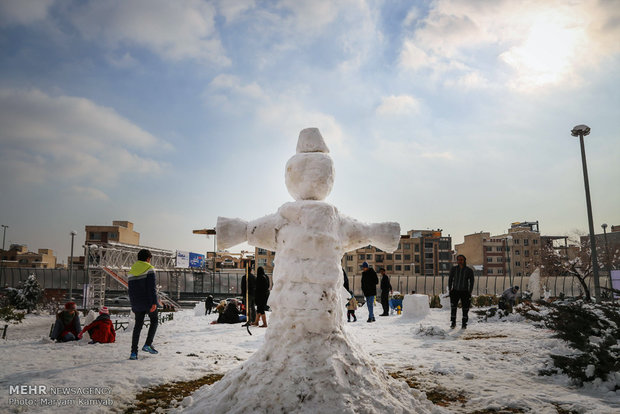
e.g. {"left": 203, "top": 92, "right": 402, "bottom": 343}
{"left": 379, "top": 268, "right": 392, "bottom": 316}
{"left": 361, "top": 262, "right": 378, "bottom": 322}
{"left": 204, "top": 295, "right": 214, "bottom": 315}
{"left": 241, "top": 269, "right": 256, "bottom": 325}
{"left": 448, "top": 254, "right": 475, "bottom": 329}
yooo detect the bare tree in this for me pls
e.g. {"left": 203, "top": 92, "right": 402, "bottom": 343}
{"left": 541, "top": 233, "right": 620, "bottom": 302}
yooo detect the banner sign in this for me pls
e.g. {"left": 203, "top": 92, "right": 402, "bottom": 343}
{"left": 189, "top": 252, "right": 205, "bottom": 268}
{"left": 176, "top": 251, "right": 190, "bottom": 268}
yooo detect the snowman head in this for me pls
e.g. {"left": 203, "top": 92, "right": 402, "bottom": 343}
{"left": 285, "top": 128, "right": 335, "bottom": 201}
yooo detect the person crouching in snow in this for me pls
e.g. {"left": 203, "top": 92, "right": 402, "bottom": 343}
{"left": 499, "top": 286, "right": 520, "bottom": 313}
{"left": 50, "top": 301, "right": 81, "bottom": 342}
{"left": 347, "top": 292, "right": 358, "bottom": 322}
{"left": 211, "top": 299, "right": 247, "bottom": 324}
{"left": 78, "top": 307, "right": 116, "bottom": 344}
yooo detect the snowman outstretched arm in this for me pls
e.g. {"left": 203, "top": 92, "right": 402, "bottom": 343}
{"left": 217, "top": 214, "right": 279, "bottom": 251}
{"left": 340, "top": 216, "right": 401, "bottom": 253}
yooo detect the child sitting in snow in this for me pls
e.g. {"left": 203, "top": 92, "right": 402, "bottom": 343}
{"left": 347, "top": 292, "right": 358, "bottom": 322}
{"left": 78, "top": 306, "right": 116, "bottom": 344}
{"left": 211, "top": 299, "right": 247, "bottom": 324}
{"left": 215, "top": 300, "right": 227, "bottom": 314}
{"left": 50, "top": 301, "right": 81, "bottom": 342}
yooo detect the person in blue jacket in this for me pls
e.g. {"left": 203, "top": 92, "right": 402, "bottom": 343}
{"left": 128, "top": 249, "right": 160, "bottom": 360}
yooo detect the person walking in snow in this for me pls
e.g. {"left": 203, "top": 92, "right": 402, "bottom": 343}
{"left": 128, "top": 249, "right": 160, "bottom": 360}
{"left": 50, "top": 301, "right": 81, "bottom": 342}
{"left": 379, "top": 268, "right": 392, "bottom": 316}
{"left": 448, "top": 254, "right": 475, "bottom": 329}
{"left": 205, "top": 295, "right": 214, "bottom": 315}
{"left": 361, "top": 262, "right": 379, "bottom": 322}
{"left": 499, "top": 286, "right": 520, "bottom": 312}
{"left": 253, "top": 266, "right": 270, "bottom": 327}
{"left": 346, "top": 292, "right": 358, "bottom": 322}
{"left": 241, "top": 269, "right": 257, "bottom": 326}
{"left": 78, "top": 306, "right": 116, "bottom": 344}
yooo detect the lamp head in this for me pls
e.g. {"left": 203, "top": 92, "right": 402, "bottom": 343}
{"left": 571, "top": 124, "right": 590, "bottom": 137}
{"left": 602, "top": 223, "right": 608, "bottom": 230}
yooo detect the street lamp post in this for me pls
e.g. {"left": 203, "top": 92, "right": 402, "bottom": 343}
{"left": 571, "top": 124, "right": 601, "bottom": 302}
{"left": 205, "top": 229, "right": 217, "bottom": 273}
{"left": 192, "top": 227, "right": 218, "bottom": 294}
{"left": 69, "top": 231, "right": 76, "bottom": 301}
{"left": 1, "top": 225, "right": 7, "bottom": 250}
{"left": 505, "top": 236, "right": 512, "bottom": 287}
{"left": 602, "top": 224, "right": 613, "bottom": 296}
{"left": 0, "top": 225, "right": 7, "bottom": 282}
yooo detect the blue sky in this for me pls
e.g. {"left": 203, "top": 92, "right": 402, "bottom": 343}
{"left": 1, "top": 0, "right": 619, "bottom": 263}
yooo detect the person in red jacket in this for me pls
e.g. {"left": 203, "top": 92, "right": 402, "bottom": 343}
{"left": 78, "top": 307, "right": 116, "bottom": 344}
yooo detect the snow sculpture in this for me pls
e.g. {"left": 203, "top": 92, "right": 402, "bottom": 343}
{"left": 439, "top": 288, "right": 451, "bottom": 310}
{"left": 186, "top": 128, "right": 438, "bottom": 413}
{"left": 401, "top": 294, "right": 430, "bottom": 320}
{"left": 527, "top": 267, "right": 542, "bottom": 301}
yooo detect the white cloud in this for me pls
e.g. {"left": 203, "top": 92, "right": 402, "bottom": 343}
{"left": 372, "top": 139, "right": 455, "bottom": 166}
{"left": 208, "top": 74, "right": 265, "bottom": 99}
{"left": 256, "top": 100, "right": 347, "bottom": 155}
{"left": 226, "top": 0, "right": 379, "bottom": 73}
{"left": 68, "top": 0, "right": 229, "bottom": 65}
{"left": 0, "top": 0, "right": 53, "bottom": 26}
{"left": 400, "top": 41, "right": 435, "bottom": 71}
{"left": 67, "top": 186, "right": 110, "bottom": 201}
{"left": 275, "top": 0, "right": 340, "bottom": 33}
{"left": 444, "top": 71, "right": 489, "bottom": 90}
{"left": 216, "top": 0, "right": 256, "bottom": 23}
{"left": 202, "top": 75, "right": 346, "bottom": 154}
{"left": 376, "top": 95, "right": 421, "bottom": 116}
{"left": 0, "top": 88, "right": 170, "bottom": 188}
{"left": 399, "top": 0, "right": 620, "bottom": 91}
{"left": 106, "top": 52, "right": 139, "bottom": 69}
{"left": 420, "top": 151, "right": 453, "bottom": 160}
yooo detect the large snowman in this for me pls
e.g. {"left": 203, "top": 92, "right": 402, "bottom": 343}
{"left": 185, "top": 128, "right": 439, "bottom": 413}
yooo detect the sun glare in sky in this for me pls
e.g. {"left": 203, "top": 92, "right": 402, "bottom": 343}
{"left": 502, "top": 15, "right": 584, "bottom": 89}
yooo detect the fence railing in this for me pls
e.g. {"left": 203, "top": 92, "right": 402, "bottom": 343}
{"left": 0, "top": 267, "right": 246, "bottom": 298}
{"left": 1, "top": 267, "right": 613, "bottom": 299}
{"left": 348, "top": 272, "right": 614, "bottom": 298}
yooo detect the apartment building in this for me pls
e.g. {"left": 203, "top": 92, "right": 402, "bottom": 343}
{"left": 206, "top": 251, "right": 254, "bottom": 272}
{"left": 85, "top": 220, "right": 140, "bottom": 246}
{"left": 341, "top": 229, "right": 453, "bottom": 278}
{"left": 255, "top": 248, "right": 275, "bottom": 273}
{"left": 253, "top": 229, "right": 453, "bottom": 278}
{"left": 580, "top": 224, "right": 620, "bottom": 267}
{"left": 456, "top": 221, "right": 545, "bottom": 277}
{"left": 0, "top": 244, "right": 57, "bottom": 269}
{"left": 455, "top": 232, "right": 489, "bottom": 266}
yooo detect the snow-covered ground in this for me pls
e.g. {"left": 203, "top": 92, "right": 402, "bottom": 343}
{"left": 1, "top": 304, "right": 618, "bottom": 413}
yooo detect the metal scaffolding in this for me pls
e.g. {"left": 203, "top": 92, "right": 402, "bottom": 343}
{"left": 85, "top": 242, "right": 177, "bottom": 309}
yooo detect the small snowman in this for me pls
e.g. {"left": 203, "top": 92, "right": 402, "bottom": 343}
{"left": 187, "top": 128, "right": 437, "bottom": 414}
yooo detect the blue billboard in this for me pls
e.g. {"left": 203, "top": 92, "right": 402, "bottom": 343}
{"left": 189, "top": 252, "right": 205, "bottom": 268}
